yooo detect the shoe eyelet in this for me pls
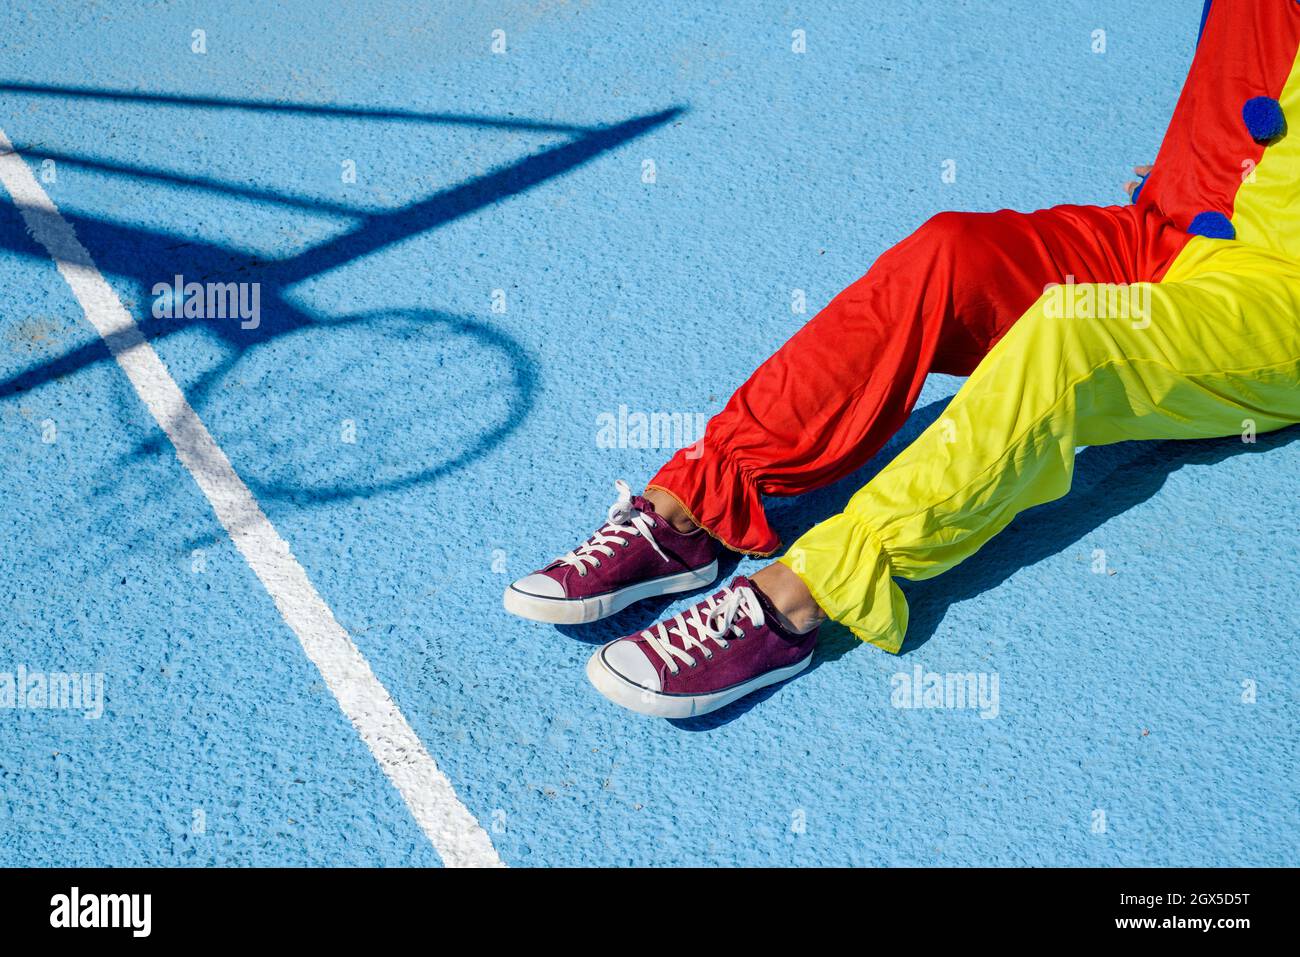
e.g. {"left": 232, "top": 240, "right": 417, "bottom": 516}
{"left": 687, "top": 659, "right": 699, "bottom": 669}
{"left": 593, "top": 560, "right": 602, "bottom": 568}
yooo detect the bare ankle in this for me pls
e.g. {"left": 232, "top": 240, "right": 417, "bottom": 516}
{"left": 643, "top": 487, "right": 699, "bottom": 534}
{"left": 751, "top": 563, "right": 827, "bottom": 635}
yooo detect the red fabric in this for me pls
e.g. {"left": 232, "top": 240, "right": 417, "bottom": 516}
{"left": 1138, "top": 0, "right": 1300, "bottom": 229}
{"left": 649, "top": 203, "right": 1192, "bottom": 555}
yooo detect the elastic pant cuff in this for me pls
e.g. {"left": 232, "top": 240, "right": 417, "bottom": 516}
{"left": 779, "top": 512, "right": 909, "bottom": 652}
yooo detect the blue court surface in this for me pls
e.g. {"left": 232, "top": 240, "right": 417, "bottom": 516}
{"left": 1, "top": 0, "right": 1295, "bottom": 867}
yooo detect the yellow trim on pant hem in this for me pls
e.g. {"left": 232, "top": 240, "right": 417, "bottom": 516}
{"left": 643, "top": 483, "right": 781, "bottom": 558}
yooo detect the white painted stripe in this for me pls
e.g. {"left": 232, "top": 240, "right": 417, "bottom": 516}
{"left": 0, "top": 129, "right": 502, "bottom": 868}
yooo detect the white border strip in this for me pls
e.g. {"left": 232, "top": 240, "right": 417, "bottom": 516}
{"left": 0, "top": 129, "right": 502, "bottom": 868}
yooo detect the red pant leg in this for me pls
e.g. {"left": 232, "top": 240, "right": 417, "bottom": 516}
{"left": 649, "top": 203, "right": 1190, "bottom": 555}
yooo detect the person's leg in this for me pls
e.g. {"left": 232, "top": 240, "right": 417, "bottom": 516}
{"left": 776, "top": 236, "right": 1300, "bottom": 652}
{"left": 648, "top": 203, "right": 1190, "bottom": 555}
{"left": 506, "top": 203, "right": 1188, "bottom": 625}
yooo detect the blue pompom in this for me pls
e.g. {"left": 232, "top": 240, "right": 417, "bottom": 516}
{"left": 1187, "top": 211, "right": 1236, "bottom": 240}
{"left": 1130, "top": 172, "right": 1149, "bottom": 205}
{"left": 1242, "top": 96, "right": 1286, "bottom": 142}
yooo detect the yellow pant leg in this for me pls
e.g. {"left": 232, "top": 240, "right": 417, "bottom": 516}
{"left": 781, "top": 237, "right": 1300, "bottom": 652}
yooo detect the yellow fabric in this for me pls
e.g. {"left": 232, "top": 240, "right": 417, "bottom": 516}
{"left": 1232, "top": 45, "right": 1300, "bottom": 258}
{"left": 781, "top": 235, "right": 1300, "bottom": 651}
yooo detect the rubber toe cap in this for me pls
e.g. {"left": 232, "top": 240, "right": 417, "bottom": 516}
{"left": 601, "top": 640, "right": 662, "bottom": 693}
{"left": 511, "top": 572, "right": 566, "bottom": 599}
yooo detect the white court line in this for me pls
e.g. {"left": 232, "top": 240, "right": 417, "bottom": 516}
{"left": 0, "top": 129, "right": 503, "bottom": 868}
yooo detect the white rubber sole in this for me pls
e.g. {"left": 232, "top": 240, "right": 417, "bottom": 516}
{"left": 586, "top": 645, "right": 813, "bottom": 719}
{"left": 502, "top": 559, "right": 719, "bottom": 625}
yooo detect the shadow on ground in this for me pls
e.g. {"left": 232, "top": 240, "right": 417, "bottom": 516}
{"left": 677, "top": 412, "right": 1300, "bottom": 729}
{"left": 0, "top": 82, "right": 683, "bottom": 505}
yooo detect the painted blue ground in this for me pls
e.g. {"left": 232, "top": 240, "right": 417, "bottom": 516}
{"left": 1, "top": 0, "right": 1295, "bottom": 866}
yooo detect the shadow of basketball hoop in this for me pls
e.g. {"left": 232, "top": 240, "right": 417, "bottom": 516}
{"left": 192, "top": 308, "right": 535, "bottom": 503}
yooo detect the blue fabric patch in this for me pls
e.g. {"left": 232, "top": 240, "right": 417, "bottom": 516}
{"left": 1188, "top": 210, "right": 1237, "bottom": 240}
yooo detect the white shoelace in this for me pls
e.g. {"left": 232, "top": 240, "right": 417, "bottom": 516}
{"left": 640, "top": 584, "right": 765, "bottom": 675}
{"left": 556, "top": 479, "right": 669, "bottom": 576}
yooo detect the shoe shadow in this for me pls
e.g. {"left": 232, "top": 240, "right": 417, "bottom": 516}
{"left": 667, "top": 620, "right": 860, "bottom": 731}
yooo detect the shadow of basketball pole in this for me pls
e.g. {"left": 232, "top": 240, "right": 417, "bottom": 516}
{"left": 0, "top": 84, "right": 683, "bottom": 501}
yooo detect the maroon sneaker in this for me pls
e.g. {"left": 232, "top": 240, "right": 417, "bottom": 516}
{"left": 503, "top": 480, "right": 719, "bottom": 624}
{"left": 586, "top": 576, "right": 817, "bottom": 718}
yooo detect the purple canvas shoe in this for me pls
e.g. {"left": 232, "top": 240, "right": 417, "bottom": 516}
{"left": 586, "top": 575, "right": 817, "bottom": 718}
{"left": 503, "top": 480, "right": 719, "bottom": 624}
